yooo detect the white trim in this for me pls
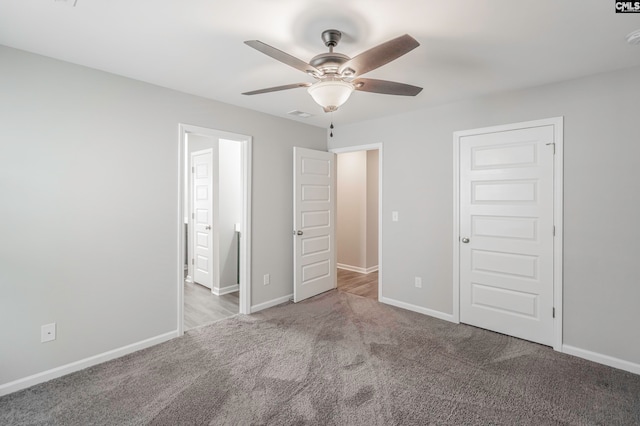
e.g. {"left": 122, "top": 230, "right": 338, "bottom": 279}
{"left": 452, "top": 129, "right": 460, "bottom": 324}
{"left": 329, "top": 143, "right": 383, "bottom": 301}
{"left": 240, "top": 137, "right": 252, "bottom": 316}
{"left": 330, "top": 143, "right": 382, "bottom": 154}
{"left": 551, "top": 118, "right": 564, "bottom": 351}
{"left": 337, "top": 263, "right": 378, "bottom": 274}
{"left": 452, "top": 117, "right": 564, "bottom": 349}
{"left": 178, "top": 125, "right": 186, "bottom": 336}
{"left": 380, "top": 297, "right": 456, "bottom": 323}
{"left": 178, "top": 124, "right": 252, "bottom": 338}
{"left": 250, "top": 294, "right": 293, "bottom": 313}
{"left": 562, "top": 345, "right": 640, "bottom": 376}
{"left": 212, "top": 284, "right": 239, "bottom": 296}
{"left": 0, "top": 330, "right": 177, "bottom": 397}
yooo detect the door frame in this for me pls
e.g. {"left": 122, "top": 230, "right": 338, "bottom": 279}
{"left": 178, "top": 123, "right": 252, "bottom": 336}
{"left": 330, "top": 143, "right": 383, "bottom": 300}
{"left": 452, "top": 117, "right": 563, "bottom": 351}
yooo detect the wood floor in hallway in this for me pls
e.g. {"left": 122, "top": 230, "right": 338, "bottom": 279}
{"left": 184, "top": 269, "right": 375, "bottom": 331}
{"left": 337, "top": 269, "right": 378, "bottom": 300}
{"left": 184, "top": 280, "right": 238, "bottom": 330}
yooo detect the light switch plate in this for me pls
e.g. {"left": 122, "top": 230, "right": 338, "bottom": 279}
{"left": 392, "top": 211, "right": 399, "bottom": 222}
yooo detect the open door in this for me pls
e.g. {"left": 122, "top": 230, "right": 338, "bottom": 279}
{"left": 191, "top": 147, "right": 218, "bottom": 291}
{"left": 293, "top": 147, "right": 336, "bottom": 302}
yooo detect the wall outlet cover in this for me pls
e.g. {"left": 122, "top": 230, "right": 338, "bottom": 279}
{"left": 41, "top": 323, "right": 56, "bottom": 343}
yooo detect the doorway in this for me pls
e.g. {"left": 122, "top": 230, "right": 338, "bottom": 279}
{"left": 178, "top": 124, "right": 252, "bottom": 335}
{"left": 453, "top": 117, "right": 563, "bottom": 350}
{"left": 331, "top": 144, "right": 383, "bottom": 301}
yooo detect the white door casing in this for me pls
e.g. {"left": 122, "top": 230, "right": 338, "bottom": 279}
{"left": 454, "top": 118, "right": 563, "bottom": 349}
{"left": 191, "top": 148, "right": 219, "bottom": 290}
{"left": 179, "top": 124, "right": 252, "bottom": 335}
{"left": 330, "top": 143, "right": 383, "bottom": 301}
{"left": 293, "top": 147, "right": 336, "bottom": 303}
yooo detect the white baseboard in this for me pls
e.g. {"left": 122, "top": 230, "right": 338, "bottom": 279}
{"left": 562, "top": 344, "right": 640, "bottom": 376}
{"left": 380, "top": 296, "right": 456, "bottom": 323}
{"left": 0, "top": 330, "right": 178, "bottom": 397}
{"left": 251, "top": 294, "right": 293, "bottom": 313}
{"left": 337, "top": 263, "right": 378, "bottom": 274}
{"left": 212, "top": 284, "right": 239, "bottom": 296}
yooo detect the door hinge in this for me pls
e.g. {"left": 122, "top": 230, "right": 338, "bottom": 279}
{"left": 546, "top": 142, "right": 556, "bottom": 154}
{"left": 192, "top": 212, "right": 195, "bottom": 219}
{"left": 191, "top": 258, "right": 194, "bottom": 265}
{"left": 552, "top": 307, "right": 556, "bottom": 318}
{"left": 553, "top": 226, "right": 556, "bottom": 236}
{"left": 191, "top": 166, "right": 195, "bottom": 173}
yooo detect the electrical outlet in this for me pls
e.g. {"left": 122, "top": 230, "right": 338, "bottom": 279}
{"left": 414, "top": 277, "right": 422, "bottom": 288}
{"left": 41, "top": 323, "right": 56, "bottom": 343}
{"left": 263, "top": 274, "right": 270, "bottom": 285}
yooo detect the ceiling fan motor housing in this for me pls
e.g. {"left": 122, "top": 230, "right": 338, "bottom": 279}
{"left": 309, "top": 52, "right": 350, "bottom": 74}
{"left": 321, "top": 29, "right": 342, "bottom": 48}
{"left": 309, "top": 30, "right": 350, "bottom": 77}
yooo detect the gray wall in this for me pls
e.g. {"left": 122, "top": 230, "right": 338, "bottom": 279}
{"left": 336, "top": 151, "right": 367, "bottom": 268}
{"left": 218, "top": 139, "right": 242, "bottom": 287}
{"left": 336, "top": 150, "right": 378, "bottom": 270}
{"left": 0, "top": 45, "right": 326, "bottom": 385}
{"left": 328, "top": 65, "right": 640, "bottom": 366}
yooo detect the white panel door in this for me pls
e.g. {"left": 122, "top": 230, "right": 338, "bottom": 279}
{"left": 293, "top": 147, "right": 336, "bottom": 302}
{"left": 191, "top": 148, "right": 218, "bottom": 290}
{"left": 460, "top": 125, "right": 555, "bottom": 346}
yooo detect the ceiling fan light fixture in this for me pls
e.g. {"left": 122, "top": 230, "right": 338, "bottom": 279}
{"left": 341, "top": 67, "right": 356, "bottom": 77}
{"left": 307, "top": 80, "right": 354, "bottom": 112}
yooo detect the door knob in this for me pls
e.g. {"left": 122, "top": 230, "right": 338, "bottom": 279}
{"left": 296, "top": 230, "right": 304, "bottom": 235}
{"left": 461, "top": 237, "right": 470, "bottom": 243}
{"left": 205, "top": 225, "right": 212, "bottom": 230}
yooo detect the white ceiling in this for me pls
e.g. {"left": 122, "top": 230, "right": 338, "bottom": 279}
{"left": 1, "top": 0, "right": 639, "bottom": 128}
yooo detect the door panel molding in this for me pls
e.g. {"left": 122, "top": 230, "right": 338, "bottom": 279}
{"left": 293, "top": 147, "right": 336, "bottom": 302}
{"left": 453, "top": 117, "right": 563, "bottom": 351}
{"left": 190, "top": 148, "right": 218, "bottom": 290}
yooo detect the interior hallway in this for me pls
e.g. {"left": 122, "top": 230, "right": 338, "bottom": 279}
{"left": 184, "top": 281, "right": 238, "bottom": 330}
{"left": 337, "top": 269, "right": 378, "bottom": 300}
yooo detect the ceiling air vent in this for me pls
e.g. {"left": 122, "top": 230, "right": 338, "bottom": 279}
{"left": 287, "top": 110, "right": 313, "bottom": 118}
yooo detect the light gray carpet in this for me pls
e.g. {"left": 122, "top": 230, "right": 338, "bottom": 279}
{"left": 1, "top": 290, "right": 639, "bottom": 425}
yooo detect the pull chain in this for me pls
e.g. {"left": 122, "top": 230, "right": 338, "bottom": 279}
{"left": 330, "top": 112, "right": 334, "bottom": 138}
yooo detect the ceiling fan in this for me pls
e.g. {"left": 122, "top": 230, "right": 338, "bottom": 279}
{"left": 242, "top": 29, "right": 423, "bottom": 113}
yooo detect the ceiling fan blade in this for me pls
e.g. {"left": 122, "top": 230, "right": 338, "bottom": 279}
{"left": 242, "top": 83, "right": 312, "bottom": 96}
{"left": 353, "top": 78, "right": 423, "bottom": 96}
{"left": 245, "top": 40, "right": 320, "bottom": 75}
{"left": 339, "top": 34, "right": 420, "bottom": 78}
